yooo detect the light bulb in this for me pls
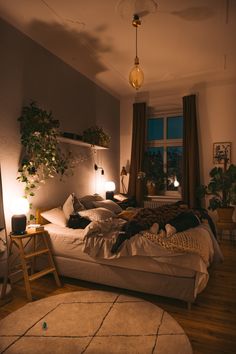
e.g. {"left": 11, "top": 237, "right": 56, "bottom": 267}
{"left": 174, "top": 178, "right": 180, "bottom": 188}
{"left": 105, "top": 181, "right": 116, "bottom": 192}
{"left": 129, "top": 64, "right": 144, "bottom": 90}
{"left": 11, "top": 197, "right": 29, "bottom": 215}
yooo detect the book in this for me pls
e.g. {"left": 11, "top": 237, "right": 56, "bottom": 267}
{"left": 27, "top": 224, "right": 45, "bottom": 232}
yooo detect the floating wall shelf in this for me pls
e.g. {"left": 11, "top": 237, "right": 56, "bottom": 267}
{"left": 58, "top": 136, "right": 108, "bottom": 150}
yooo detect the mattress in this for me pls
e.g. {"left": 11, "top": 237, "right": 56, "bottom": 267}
{"left": 44, "top": 223, "right": 205, "bottom": 278}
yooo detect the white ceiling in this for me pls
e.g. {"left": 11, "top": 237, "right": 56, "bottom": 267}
{"left": 0, "top": 0, "right": 235, "bottom": 98}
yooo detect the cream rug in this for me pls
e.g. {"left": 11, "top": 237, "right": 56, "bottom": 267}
{"left": 0, "top": 291, "right": 192, "bottom": 354}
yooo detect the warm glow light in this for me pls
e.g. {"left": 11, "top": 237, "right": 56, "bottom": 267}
{"left": 129, "top": 64, "right": 144, "bottom": 90}
{"left": 105, "top": 181, "right": 116, "bottom": 192}
{"left": 11, "top": 197, "right": 29, "bottom": 215}
{"left": 174, "top": 178, "right": 180, "bottom": 188}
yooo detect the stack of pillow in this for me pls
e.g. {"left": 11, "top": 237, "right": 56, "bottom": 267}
{"left": 40, "top": 193, "right": 123, "bottom": 228}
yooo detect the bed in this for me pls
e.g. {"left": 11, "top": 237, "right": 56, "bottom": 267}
{"left": 36, "top": 195, "right": 223, "bottom": 308}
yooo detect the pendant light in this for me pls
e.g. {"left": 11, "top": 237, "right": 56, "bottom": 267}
{"left": 129, "top": 14, "right": 144, "bottom": 90}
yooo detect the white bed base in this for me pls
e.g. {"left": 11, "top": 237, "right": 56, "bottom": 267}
{"left": 45, "top": 255, "right": 197, "bottom": 309}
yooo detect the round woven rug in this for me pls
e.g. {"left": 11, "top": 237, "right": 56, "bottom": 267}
{"left": 0, "top": 291, "right": 192, "bottom": 354}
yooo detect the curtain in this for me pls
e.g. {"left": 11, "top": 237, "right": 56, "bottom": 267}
{"left": 128, "top": 102, "right": 146, "bottom": 206}
{"left": 182, "top": 94, "right": 201, "bottom": 208}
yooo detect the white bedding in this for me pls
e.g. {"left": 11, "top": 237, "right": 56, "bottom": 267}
{"left": 44, "top": 223, "right": 194, "bottom": 277}
{"left": 44, "top": 220, "right": 223, "bottom": 295}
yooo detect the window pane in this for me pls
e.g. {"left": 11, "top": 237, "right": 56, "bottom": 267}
{"left": 147, "top": 118, "right": 164, "bottom": 141}
{"left": 147, "top": 146, "right": 164, "bottom": 157}
{"left": 167, "top": 146, "right": 183, "bottom": 191}
{"left": 167, "top": 116, "right": 183, "bottom": 139}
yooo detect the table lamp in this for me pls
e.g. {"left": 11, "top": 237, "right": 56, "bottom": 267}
{"left": 105, "top": 181, "right": 116, "bottom": 200}
{"left": 11, "top": 197, "right": 29, "bottom": 235}
{"left": 120, "top": 166, "right": 128, "bottom": 194}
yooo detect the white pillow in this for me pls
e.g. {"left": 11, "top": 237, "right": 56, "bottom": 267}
{"left": 93, "top": 200, "right": 123, "bottom": 214}
{"left": 41, "top": 207, "right": 67, "bottom": 227}
{"left": 63, "top": 194, "right": 74, "bottom": 221}
{"left": 79, "top": 207, "right": 115, "bottom": 222}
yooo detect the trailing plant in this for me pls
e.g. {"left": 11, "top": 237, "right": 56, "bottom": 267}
{"left": 82, "top": 126, "right": 111, "bottom": 148}
{"left": 17, "top": 102, "right": 73, "bottom": 217}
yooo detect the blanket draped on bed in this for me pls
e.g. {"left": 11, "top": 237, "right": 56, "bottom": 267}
{"left": 143, "top": 226, "right": 211, "bottom": 263}
{"left": 82, "top": 203, "right": 222, "bottom": 274}
{"left": 111, "top": 204, "right": 217, "bottom": 253}
{"left": 82, "top": 220, "right": 215, "bottom": 267}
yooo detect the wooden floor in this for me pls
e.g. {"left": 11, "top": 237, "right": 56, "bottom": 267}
{"left": 0, "top": 239, "right": 235, "bottom": 354}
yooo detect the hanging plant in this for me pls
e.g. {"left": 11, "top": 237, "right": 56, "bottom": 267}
{"left": 17, "top": 102, "right": 73, "bottom": 217}
{"left": 82, "top": 126, "right": 111, "bottom": 148}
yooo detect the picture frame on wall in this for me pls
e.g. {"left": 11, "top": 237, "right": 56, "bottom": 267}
{"left": 213, "top": 142, "right": 231, "bottom": 165}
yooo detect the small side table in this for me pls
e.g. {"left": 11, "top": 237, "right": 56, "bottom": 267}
{"left": 216, "top": 222, "right": 236, "bottom": 243}
{"left": 3, "top": 230, "right": 61, "bottom": 301}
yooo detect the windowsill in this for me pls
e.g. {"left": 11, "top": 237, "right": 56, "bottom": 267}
{"left": 145, "top": 194, "right": 181, "bottom": 202}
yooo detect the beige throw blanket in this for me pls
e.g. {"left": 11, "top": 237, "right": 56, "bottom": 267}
{"left": 83, "top": 220, "right": 216, "bottom": 267}
{"left": 142, "top": 224, "right": 213, "bottom": 264}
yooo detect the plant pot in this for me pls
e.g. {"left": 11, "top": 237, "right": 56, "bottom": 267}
{"left": 217, "top": 207, "right": 234, "bottom": 223}
{"left": 146, "top": 181, "right": 157, "bottom": 196}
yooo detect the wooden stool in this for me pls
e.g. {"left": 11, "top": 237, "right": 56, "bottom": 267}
{"left": 4, "top": 230, "right": 61, "bottom": 301}
{"left": 216, "top": 222, "right": 236, "bottom": 243}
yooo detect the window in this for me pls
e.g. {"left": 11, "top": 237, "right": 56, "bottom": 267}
{"left": 145, "top": 114, "right": 183, "bottom": 195}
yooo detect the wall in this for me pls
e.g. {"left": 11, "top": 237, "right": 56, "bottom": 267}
{"left": 120, "top": 80, "right": 236, "bottom": 220}
{"left": 0, "top": 19, "right": 120, "bottom": 229}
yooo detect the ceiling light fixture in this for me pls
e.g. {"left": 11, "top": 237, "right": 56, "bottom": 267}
{"left": 129, "top": 14, "right": 144, "bottom": 90}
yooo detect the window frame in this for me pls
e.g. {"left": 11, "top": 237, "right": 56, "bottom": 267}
{"left": 145, "top": 111, "right": 183, "bottom": 197}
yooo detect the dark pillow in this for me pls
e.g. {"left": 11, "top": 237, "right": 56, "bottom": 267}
{"left": 73, "top": 194, "right": 85, "bottom": 212}
{"left": 79, "top": 194, "right": 104, "bottom": 209}
{"left": 169, "top": 211, "right": 200, "bottom": 232}
{"left": 67, "top": 213, "right": 91, "bottom": 229}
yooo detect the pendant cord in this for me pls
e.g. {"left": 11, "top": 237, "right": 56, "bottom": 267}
{"left": 135, "top": 25, "right": 138, "bottom": 59}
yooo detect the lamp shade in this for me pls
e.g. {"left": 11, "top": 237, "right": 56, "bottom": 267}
{"left": 120, "top": 166, "right": 127, "bottom": 176}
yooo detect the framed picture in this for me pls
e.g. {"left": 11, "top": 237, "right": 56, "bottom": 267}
{"left": 213, "top": 142, "right": 231, "bottom": 164}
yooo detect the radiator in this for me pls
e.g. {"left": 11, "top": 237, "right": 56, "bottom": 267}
{"left": 144, "top": 199, "right": 180, "bottom": 208}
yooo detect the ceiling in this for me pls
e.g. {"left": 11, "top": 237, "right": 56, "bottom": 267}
{"left": 0, "top": 0, "right": 236, "bottom": 98}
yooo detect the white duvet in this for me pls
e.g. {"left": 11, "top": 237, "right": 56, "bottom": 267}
{"left": 44, "top": 219, "right": 223, "bottom": 296}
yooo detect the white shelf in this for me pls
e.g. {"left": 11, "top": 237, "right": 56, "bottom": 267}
{"left": 58, "top": 136, "right": 108, "bottom": 150}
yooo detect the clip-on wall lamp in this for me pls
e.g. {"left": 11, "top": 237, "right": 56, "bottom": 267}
{"left": 94, "top": 164, "right": 104, "bottom": 175}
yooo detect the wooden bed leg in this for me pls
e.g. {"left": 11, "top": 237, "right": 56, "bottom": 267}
{"left": 187, "top": 302, "right": 192, "bottom": 310}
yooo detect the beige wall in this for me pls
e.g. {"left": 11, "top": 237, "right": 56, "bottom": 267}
{"left": 198, "top": 80, "right": 236, "bottom": 182}
{"left": 0, "top": 19, "right": 120, "bottom": 230}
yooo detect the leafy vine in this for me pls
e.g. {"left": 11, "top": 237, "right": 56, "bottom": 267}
{"left": 17, "top": 102, "right": 73, "bottom": 218}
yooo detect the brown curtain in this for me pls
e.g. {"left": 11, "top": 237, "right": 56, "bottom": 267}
{"left": 182, "top": 94, "right": 201, "bottom": 208}
{"left": 128, "top": 102, "right": 146, "bottom": 206}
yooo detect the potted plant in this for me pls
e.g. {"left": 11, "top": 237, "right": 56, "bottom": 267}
{"left": 198, "top": 160, "right": 236, "bottom": 222}
{"left": 142, "top": 151, "right": 166, "bottom": 195}
{"left": 82, "top": 126, "right": 110, "bottom": 148}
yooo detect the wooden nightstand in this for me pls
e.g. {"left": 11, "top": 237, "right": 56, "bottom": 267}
{"left": 216, "top": 222, "right": 236, "bottom": 243}
{"left": 3, "top": 230, "right": 61, "bottom": 301}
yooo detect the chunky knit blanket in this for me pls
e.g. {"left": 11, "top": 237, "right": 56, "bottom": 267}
{"left": 127, "top": 204, "right": 189, "bottom": 230}
{"left": 143, "top": 225, "right": 212, "bottom": 264}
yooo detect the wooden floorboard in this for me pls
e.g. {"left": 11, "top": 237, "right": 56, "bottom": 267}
{"left": 0, "top": 239, "right": 235, "bottom": 353}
